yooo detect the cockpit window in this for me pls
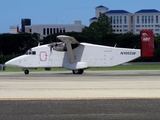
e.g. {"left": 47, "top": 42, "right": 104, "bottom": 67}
{"left": 32, "top": 51, "right": 36, "bottom": 55}
{"left": 25, "top": 50, "right": 36, "bottom": 55}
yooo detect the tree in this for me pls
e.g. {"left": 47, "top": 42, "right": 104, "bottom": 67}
{"left": 153, "top": 35, "right": 160, "bottom": 61}
{"left": 83, "top": 13, "right": 113, "bottom": 44}
{"left": 0, "top": 33, "right": 38, "bottom": 55}
{"left": 94, "top": 13, "right": 113, "bottom": 34}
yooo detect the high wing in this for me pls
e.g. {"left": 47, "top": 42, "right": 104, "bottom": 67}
{"left": 57, "top": 35, "right": 79, "bottom": 44}
{"left": 57, "top": 35, "right": 79, "bottom": 63}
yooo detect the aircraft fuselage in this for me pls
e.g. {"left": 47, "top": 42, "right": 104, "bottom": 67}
{"left": 5, "top": 43, "right": 140, "bottom": 70}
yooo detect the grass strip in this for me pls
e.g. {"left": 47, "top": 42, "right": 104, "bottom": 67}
{"left": 1, "top": 64, "right": 160, "bottom": 72}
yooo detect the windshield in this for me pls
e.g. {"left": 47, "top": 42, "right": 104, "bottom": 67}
{"left": 25, "top": 49, "right": 36, "bottom": 55}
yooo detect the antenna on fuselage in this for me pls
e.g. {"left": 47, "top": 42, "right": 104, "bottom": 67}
{"left": 114, "top": 43, "right": 117, "bottom": 47}
{"left": 37, "top": 41, "right": 43, "bottom": 46}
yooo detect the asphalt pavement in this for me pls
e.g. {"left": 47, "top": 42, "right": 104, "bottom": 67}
{"left": 0, "top": 99, "right": 160, "bottom": 120}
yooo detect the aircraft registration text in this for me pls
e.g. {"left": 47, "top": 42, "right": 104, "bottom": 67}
{"left": 120, "top": 52, "right": 136, "bottom": 55}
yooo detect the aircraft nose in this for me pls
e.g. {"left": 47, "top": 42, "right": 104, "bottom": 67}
{"left": 5, "top": 58, "right": 19, "bottom": 67}
{"left": 5, "top": 59, "right": 15, "bottom": 67}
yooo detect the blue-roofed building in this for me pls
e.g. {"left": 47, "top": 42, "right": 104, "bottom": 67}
{"left": 134, "top": 9, "right": 160, "bottom": 35}
{"left": 89, "top": 17, "right": 98, "bottom": 24}
{"left": 90, "top": 6, "right": 160, "bottom": 35}
{"left": 95, "top": 5, "right": 109, "bottom": 18}
{"left": 135, "top": 9, "right": 160, "bottom": 13}
{"left": 90, "top": 5, "right": 109, "bottom": 24}
{"left": 106, "top": 10, "right": 131, "bottom": 14}
{"left": 96, "top": 5, "right": 108, "bottom": 9}
{"left": 105, "top": 10, "right": 132, "bottom": 34}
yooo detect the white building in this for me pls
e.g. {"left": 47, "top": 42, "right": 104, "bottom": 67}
{"left": 9, "top": 25, "right": 19, "bottom": 34}
{"left": 134, "top": 9, "right": 160, "bottom": 35}
{"left": 25, "top": 21, "right": 85, "bottom": 39}
{"left": 90, "top": 5, "right": 160, "bottom": 35}
{"left": 106, "top": 10, "right": 133, "bottom": 34}
{"left": 90, "top": 5, "right": 109, "bottom": 24}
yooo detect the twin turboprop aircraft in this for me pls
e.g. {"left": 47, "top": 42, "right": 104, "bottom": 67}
{"left": 5, "top": 30, "right": 154, "bottom": 74}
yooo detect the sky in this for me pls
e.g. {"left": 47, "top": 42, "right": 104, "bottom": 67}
{"left": 0, "top": 0, "right": 160, "bottom": 33}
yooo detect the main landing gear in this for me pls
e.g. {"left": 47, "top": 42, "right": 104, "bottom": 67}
{"left": 72, "top": 69, "right": 84, "bottom": 74}
{"left": 24, "top": 69, "right": 29, "bottom": 75}
{"left": 22, "top": 69, "right": 84, "bottom": 75}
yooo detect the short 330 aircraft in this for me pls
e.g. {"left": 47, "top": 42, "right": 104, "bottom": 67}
{"left": 5, "top": 30, "right": 154, "bottom": 74}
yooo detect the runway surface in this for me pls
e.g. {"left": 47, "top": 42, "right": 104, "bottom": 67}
{"left": 0, "top": 70, "right": 160, "bottom": 99}
{"left": 0, "top": 70, "right": 160, "bottom": 119}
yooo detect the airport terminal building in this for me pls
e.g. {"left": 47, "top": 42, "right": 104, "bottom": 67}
{"left": 90, "top": 5, "right": 160, "bottom": 35}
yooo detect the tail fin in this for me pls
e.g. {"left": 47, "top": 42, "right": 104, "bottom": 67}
{"left": 140, "top": 30, "right": 154, "bottom": 57}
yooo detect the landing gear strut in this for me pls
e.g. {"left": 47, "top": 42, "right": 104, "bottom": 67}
{"left": 72, "top": 69, "right": 84, "bottom": 74}
{"left": 24, "top": 69, "right": 29, "bottom": 75}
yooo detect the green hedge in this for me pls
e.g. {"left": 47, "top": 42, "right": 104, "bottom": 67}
{"left": 0, "top": 54, "right": 21, "bottom": 64}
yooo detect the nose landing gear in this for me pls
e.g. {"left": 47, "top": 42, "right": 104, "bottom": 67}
{"left": 24, "top": 69, "right": 29, "bottom": 75}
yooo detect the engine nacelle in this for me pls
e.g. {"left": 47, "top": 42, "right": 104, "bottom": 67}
{"left": 51, "top": 42, "right": 67, "bottom": 51}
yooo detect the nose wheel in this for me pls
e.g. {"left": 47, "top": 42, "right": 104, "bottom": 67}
{"left": 24, "top": 70, "right": 29, "bottom": 74}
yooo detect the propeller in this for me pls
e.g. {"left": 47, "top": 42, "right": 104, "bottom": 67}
{"left": 48, "top": 42, "right": 66, "bottom": 52}
{"left": 47, "top": 43, "right": 54, "bottom": 66}
{"left": 47, "top": 35, "right": 55, "bottom": 65}
{"left": 48, "top": 43, "right": 54, "bottom": 52}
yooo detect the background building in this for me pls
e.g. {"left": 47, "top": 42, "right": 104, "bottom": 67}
{"left": 90, "top": 5, "right": 160, "bottom": 35}
{"left": 9, "top": 5, "right": 160, "bottom": 35}
{"left": 133, "top": 9, "right": 160, "bottom": 35}
{"left": 90, "top": 5, "right": 109, "bottom": 24}
{"left": 9, "top": 25, "right": 19, "bottom": 34}
{"left": 24, "top": 20, "right": 84, "bottom": 39}
{"left": 106, "top": 10, "right": 132, "bottom": 34}
{"left": 21, "top": 18, "right": 31, "bottom": 32}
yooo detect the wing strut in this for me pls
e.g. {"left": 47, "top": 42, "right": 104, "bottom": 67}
{"left": 57, "top": 35, "right": 79, "bottom": 63}
{"left": 66, "top": 41, "right": 74, "bottom": 63}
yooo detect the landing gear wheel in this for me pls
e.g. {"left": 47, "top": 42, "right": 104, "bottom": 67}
{"left": 72, "top": 69, "right": 84, "bottom": 74}
{"left": 24, "top": 70, "right": 29, "bottom": 75}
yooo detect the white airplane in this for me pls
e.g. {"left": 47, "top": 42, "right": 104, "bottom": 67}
{"left": 5, "top": 30, "right": 154, "bottom": 75}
